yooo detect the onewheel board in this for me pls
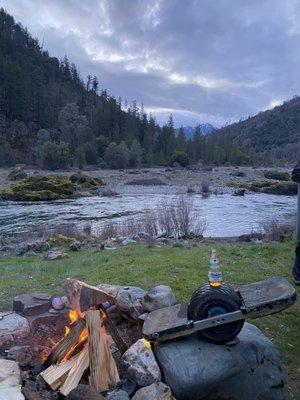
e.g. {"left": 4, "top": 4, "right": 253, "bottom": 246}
{"left": 142, "top": 276, "right": 296, "bottom": 343}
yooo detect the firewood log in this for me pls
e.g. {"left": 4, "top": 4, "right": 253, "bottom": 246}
{"left": 40, "top": 352, "right": 81, "bottom": 390}
{"left": 60, "top": 345, "right": 89, "bottom": 396}
{"left": 86, "top": 309, "right": 110, "bottom": 391}
{"left": 65, "top": 278, "right": 115, "bottom": 313}
{"left": 43, "top": 317, "right": 86, "bottom": 368}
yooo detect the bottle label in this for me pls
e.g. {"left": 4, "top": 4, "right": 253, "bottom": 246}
{"left": 209, "top": 271, "right": 222, "bottom": 282}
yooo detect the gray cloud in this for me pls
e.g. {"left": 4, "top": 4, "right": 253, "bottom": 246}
{"left": 1, "top": 0, "right": 299, "bottom": 126}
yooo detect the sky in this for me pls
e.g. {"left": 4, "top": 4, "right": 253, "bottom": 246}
{"left": 1, "top": 0, "right": 299, "bottom": 127}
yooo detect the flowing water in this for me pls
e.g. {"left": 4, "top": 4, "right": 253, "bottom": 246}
{"left": 0, "top": 185, "right": 296, "bottom": 238}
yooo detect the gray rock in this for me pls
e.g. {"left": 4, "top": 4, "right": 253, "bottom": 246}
{"left": 122, "top": 339, "right": 161, "bottom": 387}
{"left": 232, "top": 189, "right": 246, "bottom": 196}
{"left": 13, "top": 293, "right": 51, "bottom": 316}
{"left": 13, "top": 241, "right": 50, "bottom": 256}
{"left": 67, "top": 384, "right": 105, "bottom": 399}
{"left": 69, "top": 241, "right": 82, "bottom": 251}
{"left": 105, "top": 390, "right": 130, "bottom": 400}
{"left": 0, "top": 359, "right": 24, "bottom": 400}
{"left": 154, "top": 322, "right": 286, "bottom": 400}
{"left": 141, "top": 285, "right": 176, "bottom": 312}
{"left": 132, "top": 382, "right": 174, "bottom": 400}
{"left": 98, "top": 284, "right": 146, "bottom": 300}
{"left": 0, "top": 312, "right": 30, "bottom": 346}
{"left": 115, "top": 290, "right": 144, "bottom": 321}
{"left": 7, "top": 346, "right": 38, "bottom": 367}
{"left": 44, "top": 250, "right": 68, "bottom": 260}
{"left": 121, "top": 238, "right": 136, "bottom": 246}
{"left": 7, "top": 168, "right": 27, "bottom": 181}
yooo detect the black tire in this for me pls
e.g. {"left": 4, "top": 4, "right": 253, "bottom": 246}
{"left": 187, "top": 284, "right": 244, "bottom": 344}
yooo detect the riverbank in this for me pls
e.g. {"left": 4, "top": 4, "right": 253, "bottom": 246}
{"left": 0, "top": 241, "right": 298, "bottom": 397}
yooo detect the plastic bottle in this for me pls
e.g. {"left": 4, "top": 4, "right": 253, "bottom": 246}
{"left": 208, "top": 248, "right": 222, "bottom": 287}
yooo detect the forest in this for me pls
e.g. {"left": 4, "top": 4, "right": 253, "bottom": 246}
{"left": 0, "top": 9, "right": 251, "bottom": 169}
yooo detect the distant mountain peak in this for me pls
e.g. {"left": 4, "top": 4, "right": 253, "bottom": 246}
{"left": 175, "top": 123, "right": 215, "bottom": 138}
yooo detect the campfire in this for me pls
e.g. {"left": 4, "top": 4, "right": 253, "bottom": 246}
{"left": 40, "top": 279, "right": 122, "bottom": 396}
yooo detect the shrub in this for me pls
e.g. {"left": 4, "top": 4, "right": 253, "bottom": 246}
{"left": 201, "top": 177, "right": 210, "bottom": 193}
{"left": 264, "top": 171, "right": 290, "bottom": 181}
{"left": 259, "top": 218, "right": 294, "bottom": 241}
{"left": 157, "top": 197, "right": 207, "bottom": 238}
{"left": 171, "top": 151, "right": 189, "bottom": 167}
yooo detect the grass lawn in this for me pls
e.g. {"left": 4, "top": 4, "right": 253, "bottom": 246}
{"left": 0, "top": 241, "right": 299, "bottom": 394}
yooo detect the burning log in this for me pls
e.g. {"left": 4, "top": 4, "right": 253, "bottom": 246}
{"left": 43, "top": 317, "right": 86, "bottom": 367}
{"left": 60, "top": 345, "right": 89, "bottom": 396}
{"left": 40, "top": 352, "right": 81, "bottom": 390}
{"left": 86, "top": 310, "right": 120, "bottom": 391}
{"left": 65, "top": 278, "right": 114, "bottom": 313}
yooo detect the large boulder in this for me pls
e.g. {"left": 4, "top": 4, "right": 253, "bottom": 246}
{"left": 0, "top": 359, "right": 24, "bottom": 400}
{"left": 141, "top": 285, "right": 176, "bottom": 312}
{"left": 0, "top": 312, "right": 30, "bottom": 346}
{"left": 154, "top": 323, "right": 285, "bottom": 400}
{"left": 122, "top": 339, "right": 161, "bottom": 387}
{"left": 132, "top": 382, "right": 175, "bottom": 400}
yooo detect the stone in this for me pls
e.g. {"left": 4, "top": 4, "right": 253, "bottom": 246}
{"left": 232, "top": 188, "right": 245, "bottom": 196}
{"left": 105, "top": 390, "right": 130, "bottom": 400}
{"left": 115, "top": 290, "right": 144, "bottom": 321}
{"left": 0, "top": 359, "right": 24, "bottom": 400}
{"left": 13, "top": 293, "right": 51, "bottom": 316}
{"left": 98, "top": 283, "right": 146, "bottom": 301}
{"left": 67, "top": 384, "right": 105, "bottom": 400}
{"left": 141, "top": 285, "right": 176, "bottom": 312}
{"left": 21, "top": 386, "right": 45, "bottom": 400}
{"left": 154, "top": 322, "right": 286, "bottom": 400}
{"left": 7, "top": 167, "right": 27, "bottom": 181}
{"left": 44, "top": 250, "right": 68, "bottom": 260}
{"left": 0, "top": 312, "right": 30, "bottom": 346}
{"left": 69, "top": 241, "right": 81, "bottom": 251}
{"left": 7, "top": 346, "right": 38, "bottom": 368}
{"left": 132, "top": 382, "right": 174, "bottom": 400}
{"left": 13, "top": 241, "right": 50, "bottom": 256}
{"left": 122, "top": 338, "right": 161, "bottom": 387}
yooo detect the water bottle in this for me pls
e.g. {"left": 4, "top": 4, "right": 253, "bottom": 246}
{"left": 208, "top": 248, "right": 222, "bottom": 287}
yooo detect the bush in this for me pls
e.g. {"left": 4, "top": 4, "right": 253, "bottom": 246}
{"left": 201, "top": 177, "right": 210, "bottom": 193}
{"left": 171, "top": 151, "right": 189, "bottom": 167}
{"left": 1, "top": 175, "right": 75, "bottom": 201}
{"left": 264, "top": 171, "right": 290, "bottom": 181}
{"left": 259, "top": 218, "right": 294, "bottom": 241}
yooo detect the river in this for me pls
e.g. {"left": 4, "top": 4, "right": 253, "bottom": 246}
{"left": 0, "top": 185, "right": 296, "bottom": 238}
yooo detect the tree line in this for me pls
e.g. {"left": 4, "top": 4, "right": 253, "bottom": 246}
{"left": 0, "top": 9, "right": 250, "bottom": 169}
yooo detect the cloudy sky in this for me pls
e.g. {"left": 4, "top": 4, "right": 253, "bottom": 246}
{"left": 1, "top": 0, "right": 299, "bottom": 127}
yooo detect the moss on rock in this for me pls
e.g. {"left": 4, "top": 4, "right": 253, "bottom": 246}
{"left": 69, "top": 173, "right": 103, "bottom": 189}
{"left": 1, "top": 175, "right": 75, "bottom": 201}
{"left": 228, "top": 180, "right": 297, "bottom": 195}
{"left": 263, "top": 171, "right": 290, "bottom": 181}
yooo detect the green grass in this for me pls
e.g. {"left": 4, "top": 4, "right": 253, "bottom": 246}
{"left": 0, "top": 241, "right": 299, "bottom": 384}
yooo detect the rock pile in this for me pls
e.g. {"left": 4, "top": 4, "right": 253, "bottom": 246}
{"left": 0, "top": 283, "right": 287, "bottom": 400}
